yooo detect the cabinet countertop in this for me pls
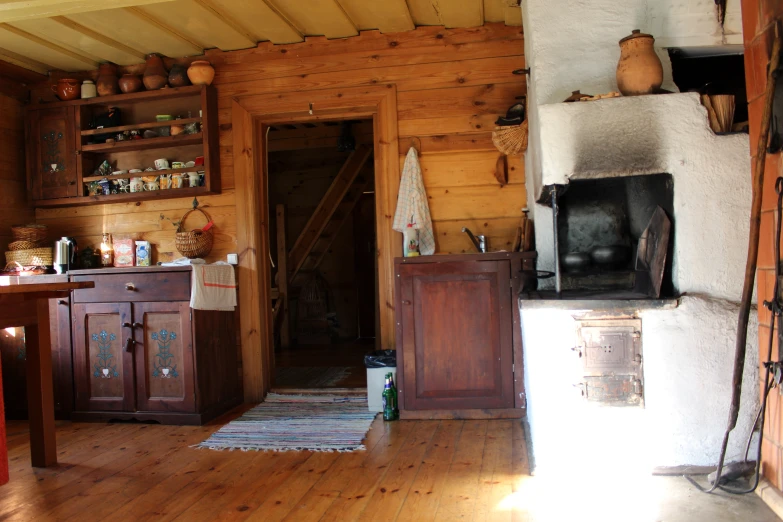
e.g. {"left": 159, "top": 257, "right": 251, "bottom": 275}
{"left": 68, "top": 265, "right": 198, "bottom": 276}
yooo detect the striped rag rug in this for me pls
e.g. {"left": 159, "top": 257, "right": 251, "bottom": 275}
{"left": 196, "top": 394, "right": 377, "bottom": 452}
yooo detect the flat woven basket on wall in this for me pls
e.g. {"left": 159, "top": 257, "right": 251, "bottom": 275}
{"left": 5, "top": 248, "right": 53, "bottom": 267}
{"left": 175, "top": 207, "right": 214, "bottom": 259}
{"left": 11, "top": 224, "right": 47, "bottom": 244}
{"left": 492, "top": 120, "right": 528, "bottom": 155}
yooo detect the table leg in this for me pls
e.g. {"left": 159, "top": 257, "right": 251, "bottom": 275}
{"left": 25, "top": 298, "right": 57, "bottom": 467}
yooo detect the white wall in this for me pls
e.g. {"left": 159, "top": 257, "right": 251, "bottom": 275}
{"left": 535, "top": 93, "right": 751, "bottom": 300}
{"left": 522, "top": 296, "right": 759, "bottom": 471}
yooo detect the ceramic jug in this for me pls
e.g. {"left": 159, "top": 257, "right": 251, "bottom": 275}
{"left": 143, "top": 53, "right": 168, "bottom": 91}
{"left": 616, "top": 30, "right": 663, "bottom": 96}
{"left": 52, "top": 79, "right": 80, "bottom": 101}
{"left": 96, "top": 63, "right": 119, "bottom": 96}
{"left": 119, "top": 74, "right": 142, "bottom": 94}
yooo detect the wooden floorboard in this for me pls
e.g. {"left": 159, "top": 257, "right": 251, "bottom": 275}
{"left": 0, "top": 415, "right": 532, "bottom": 521}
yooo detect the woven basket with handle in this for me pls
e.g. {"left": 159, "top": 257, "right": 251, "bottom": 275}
{"left": 175, "top": 207, "right": 214, "bottom": 259}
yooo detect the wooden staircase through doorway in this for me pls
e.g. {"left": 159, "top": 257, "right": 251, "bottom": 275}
{"left": 273, "top": 144, "right": 373, "bottom": 347}
{"left": 287, "top": 144, "right": 373, "bottom": 288}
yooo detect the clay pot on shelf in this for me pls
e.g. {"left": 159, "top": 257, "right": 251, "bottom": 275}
{"left": 143, "top": 53, "right": 168, "bottom": 91}
{"left": 187, "top": 60, "right": 215, "bottom": 86}
{"left": 168, "top": 63, "right": 191, "bottom": 88}
{"left": 118, "top": 74, "right": 142, "bottom": 94}
{"left": 616, "top": 30, "right": 663, "bottom": 96}
{"left": 52, "top": 78, "right": 80, "bottom": 101}
{"left": 96, "top": 63, "right": 119, "bottom": 96}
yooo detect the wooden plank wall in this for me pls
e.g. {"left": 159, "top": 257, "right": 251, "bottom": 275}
{"left": 34, "top": 23, "right": 526, "bottom": 262}
{"left": 0, "top": 92, "right": 34, "bottom": 256}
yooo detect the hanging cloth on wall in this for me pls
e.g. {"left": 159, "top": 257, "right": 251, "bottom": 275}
{"left": 393, "top": 147, "right": 435, "bottom": 255}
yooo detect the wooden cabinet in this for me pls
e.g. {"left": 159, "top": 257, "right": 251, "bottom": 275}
{"left": 24, "top": 85, "right": 220, "bottom": 207}
{"left": 25, "top": 106, "right": 78, "bottom": 201}
{"left": 69, "top": 267, "right": 240, "bottom": 424}
{"left": 395, "top": 252, "right": 536, "bottom": 419}
{"left": 72, "top": 302, "right": 134, "bottom": 412}
{"left": 133, "top": 301, "right": 195, "bottom": 414}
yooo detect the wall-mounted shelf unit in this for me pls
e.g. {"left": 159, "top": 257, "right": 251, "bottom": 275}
{"left": 24, "top": 85, "right": 219, "bottom": 208}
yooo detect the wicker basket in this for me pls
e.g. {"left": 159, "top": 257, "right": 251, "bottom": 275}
{"left": 8, "top": 240, "right": 37, "bottom": 251}
{"left": 175, "top": 207, "right": 214, "bottom": 259}
{"left": 5, "top": 247, "right": 53, "bottom": 267}
{"left": 492, "top": 121, "right": 528, "bottom": 155}
{"left": 11, "top": 224, "right": 47, "bottom": 244}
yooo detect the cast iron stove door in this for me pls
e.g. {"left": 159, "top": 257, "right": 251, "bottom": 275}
{"left": 575, "top": 319, "right": 643, "bottom": 406}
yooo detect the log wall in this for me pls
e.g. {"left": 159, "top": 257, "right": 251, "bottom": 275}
{"left": 34, "top": 23, "right": 526, "bottom": 262}
{"left": 0, "top": 92, "right": 34, "bottom": 256}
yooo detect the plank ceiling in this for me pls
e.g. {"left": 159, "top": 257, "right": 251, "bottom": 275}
{"left": 0, "top": 0, "right": 523, "bottom": 75}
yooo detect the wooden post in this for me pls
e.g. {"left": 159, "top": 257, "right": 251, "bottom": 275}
{"left": 276, "top": 203, "right": 290, "bottom": 348}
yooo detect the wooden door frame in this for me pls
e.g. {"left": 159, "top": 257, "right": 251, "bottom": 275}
{"left": 233, "top": 84, "right": 401, "bottom": 402}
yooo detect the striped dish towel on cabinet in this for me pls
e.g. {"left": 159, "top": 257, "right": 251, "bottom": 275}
{"left": 190, "top": 262, "right": 237, "bottom": 311}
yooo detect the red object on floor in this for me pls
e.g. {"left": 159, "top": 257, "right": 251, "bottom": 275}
{"left": 0, "top": 354, "right": 7, "bottom": 485}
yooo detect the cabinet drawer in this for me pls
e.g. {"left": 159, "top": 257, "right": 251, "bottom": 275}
{"left": 71, "top": 272, "right": 190, "bottom": 303}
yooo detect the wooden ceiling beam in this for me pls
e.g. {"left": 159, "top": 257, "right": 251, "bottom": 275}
{"left": 0, "top": 46, "right": 51, "bottom": 75}
{"left": 0, "top": 23, "right": 98, "bottom": 68}
{"left": 0, "top": 0, "right": 176, "bottom": 24}
{"left": 192, "top": 0, "right": 259, "bottom": 47}
{"left": 124, "top": 6, "right": 206, "bottom": 53}
{"left": 51, "top": 16, "right": 147, "bottom": 61}
{"left": 259, "top": 0, "right": 304, "bottom": 41}
{"left": 329, "top": 0, "right": 359, "bottom": 35}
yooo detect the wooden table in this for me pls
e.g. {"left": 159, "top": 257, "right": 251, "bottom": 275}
{"left": 0, "top": 277, "right": 94, "bottom": 468}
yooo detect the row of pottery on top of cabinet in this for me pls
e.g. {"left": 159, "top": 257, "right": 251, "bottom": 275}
{"left": 54, "top": 56, "right": 215, "bottom": 101}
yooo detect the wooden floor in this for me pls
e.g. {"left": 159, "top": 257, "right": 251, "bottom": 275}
{"left": 0, "top": 412, "right": 530, "bottom": 521}
{"left": 273, "top": 341, "right": 374, "bottom": 389}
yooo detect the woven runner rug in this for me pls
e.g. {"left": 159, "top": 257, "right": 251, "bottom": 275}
{"left": 197, "top": 394, "right": 377, "bottom": 452}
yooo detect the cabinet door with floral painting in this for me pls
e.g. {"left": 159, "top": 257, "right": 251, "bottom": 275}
{"left": 133, "top": 302, "right": 195, "bottom": 413}
{"left": 26, "top": 106, "right": 78, "bottom": 201}
{"left": 72, "top": 302, "right": 134, "bottom": 412}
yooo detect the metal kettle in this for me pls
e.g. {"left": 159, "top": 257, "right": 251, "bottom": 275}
{"left": 53, "top": 237, "right": 77, "bottom": 274}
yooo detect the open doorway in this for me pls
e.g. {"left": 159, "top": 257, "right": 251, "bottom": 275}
{"left": 267, "top": 119, "right": 378, "bottom": 390}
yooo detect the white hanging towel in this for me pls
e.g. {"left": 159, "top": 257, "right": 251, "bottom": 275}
{"left": 190, "top": 262, "right": 237, "bottom": 311}
{"left": 393, "top": 147, "right": 436, "bottom": 255}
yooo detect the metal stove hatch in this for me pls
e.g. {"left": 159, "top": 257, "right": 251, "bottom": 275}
{"left": 574, "top": 319, "right": 643, "bottom": 406}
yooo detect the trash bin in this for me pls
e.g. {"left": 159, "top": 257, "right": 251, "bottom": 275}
{"left": 364, "top": 350, "right": 396, "bottom": 413}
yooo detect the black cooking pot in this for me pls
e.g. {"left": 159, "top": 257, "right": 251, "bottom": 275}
{"left": 590, "top": 245, "right": 630, "bottom": 268}
{"left": 560, "top": 252, "right": 591, "bottom": 272}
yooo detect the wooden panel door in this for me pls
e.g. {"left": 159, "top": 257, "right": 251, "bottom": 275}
{"left": 133, "top": 302, "right": 195, "bottom": 413}
{"left": 72, "top": 303, "right": 134, "bottom": 412}
{"left": 398, "top": 260, "right": 514, "bottom": 410}
{"left": 27, "top": 106, "right": 78, "bottom": 201}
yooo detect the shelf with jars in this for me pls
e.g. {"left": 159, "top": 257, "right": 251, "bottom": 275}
{"left": 24, "top": 85, "right": 219, "bottom": 208}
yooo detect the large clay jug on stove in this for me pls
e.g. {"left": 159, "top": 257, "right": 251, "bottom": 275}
{"left": 143, "top": 53, "right": 168, "bottom": 91}
{"left": 616, "top": 30, "right": 663, "bottom": 96}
